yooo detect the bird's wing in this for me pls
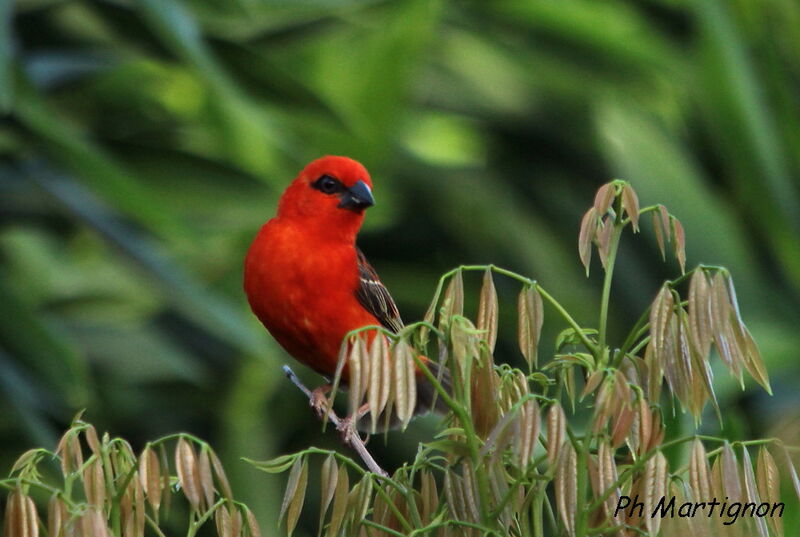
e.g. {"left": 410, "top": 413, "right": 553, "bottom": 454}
{"left": 355, "top": 247, "right": 404, "bottom": 333}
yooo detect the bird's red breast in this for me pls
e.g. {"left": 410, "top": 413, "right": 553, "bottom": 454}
{"left": 243, "top": 156, "right": 389, "bottom": 379}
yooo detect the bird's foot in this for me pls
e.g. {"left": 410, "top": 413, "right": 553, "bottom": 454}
{"left": 309, "top": 384, "right": 332, "bottom": 419}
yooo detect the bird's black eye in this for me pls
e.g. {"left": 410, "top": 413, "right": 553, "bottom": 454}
{"left": 312, "top": 175, "right": 344, "bottom": 195}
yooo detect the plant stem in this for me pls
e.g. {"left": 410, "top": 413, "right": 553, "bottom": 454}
{"left": 413, "top": 354, "right": 494, "bottom": 529}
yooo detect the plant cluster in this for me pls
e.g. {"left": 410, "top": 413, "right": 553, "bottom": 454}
{"left": 253, "top": 181, "right": 797, "bottom": 537}
{"left": 1, "top": 417, "right": 259, "bottom": 537}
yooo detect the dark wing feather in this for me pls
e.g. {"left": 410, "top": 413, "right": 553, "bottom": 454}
{"left": 355, "top": 247, "right": 404, "bottom": 333}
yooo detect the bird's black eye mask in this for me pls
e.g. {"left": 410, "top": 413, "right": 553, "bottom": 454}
{"left": 311, "top": 174, "right": 346, "bottom": 195}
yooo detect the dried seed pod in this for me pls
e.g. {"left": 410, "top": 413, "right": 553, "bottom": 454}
{"left": 81, "top": 509, "right": 109, "bottom": 537}
{"left": 581, "top": 370, "right": 604, "bottom": 401}
{"left": 593, "top": 183, "right": 616, "bottom": 216}
{"left": 471, "top": 348, "right": 500, "bottom": 438}
{"left": 47, "top": 495, "right": 66, "bottom": 537}
{"left": 175, "top": 438, "right": 202, "bottom": 509}
{"left": 621, "top": 184, "right": 640, "bottom": 231}
{"left": 442, "top": 269, "right": 464, "bottom": 322}
{"left": 84, "top": 425, "right": 102, "bottom": 457}
{"left": 757, "top": 447, "right": 782, "bottom": 537}
{"left": 319, "top": 454, "right": 338, "bottom": 531}
{"left": 368, "top": 334, "right": 391, "bottom": 433}
{"left": 648, "top": 285, "right": 674, "bottom": 373}
{"left": 326, "top": 465, "right": 349, "bottom": 537}
{"left": 516, "top": 398, "right": 541, "bottom": 469}
{"left": 476, "top": 268, "right": 499, "bottom": 352}
{"left": 643, "top": 452, "right": 668, "bottom": 536}
{"left": 689, "top": 439, "right": 712, "bottom": 501}
{"left": 56, "top": 432, "right": 84, "bottom": 477}
{"left": 461, "top": 463, "right": 481, "bottom": 524}
{"left": 4, "top": 490, "right": 38, "bottom": 537}
{"left": 721, "top": 442, "right": 743, "bottom": 503}
{"left": 636, "top": 396, "right": 652, "bottom": 458}
{"left": 740, "top": 447, "right": 769, "bottom": 537}
{"left": 279, "top": 457, "right": 308, "bottom": 536}
{"left": 709, "top": 272, "right": 741, "bottom": 380}
{"left": 83, "top": 458, "right": 106, "bottom": 508}
{"left": 671, "top": 218, "right": 686, "bottom": 273}
{"left": 136, "top": 453, "right": 159, "bottom": 505}
{"left": 555, "top": 442, "right": 577, "bottom": 537}
{"left": 597, "top": 440, "right": 620, "bottom": 519}
{"left": 652, "top": 210, "right": 666, "bottom": 260}
{"left": 198, "top": 447, "right": 216, "bottom": 509}
{"left": 209, "top": 450, "right": 234, "bottom": 500}
{"left": 215, "top": 504, "right": 231, "bottom": 537}
{"left": 419, "top": 470, "right": 439, "bottom": 524}
{"left": 245, "top": 508, "right": 261, "bottom": 537}
{"left": 596, "top": 217, "right": 614, "bottom": 270}
{"left": 347, "top": 337, "right": 365, "bottom": 419}
{"left": 578, "top": 207, "right": 598, "bottom": 275}
{"left": 517, "top": 285, "right": 543, "bottom": 370}
{"left": 546, "top": 403, "right": 567, "bottom": 471}
{"left": 392, "top": 341, "right": 417, "bottom": 429}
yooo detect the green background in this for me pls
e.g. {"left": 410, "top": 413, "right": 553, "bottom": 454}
{"left": 1, "top": 0, "right": 799, "bottom": 534}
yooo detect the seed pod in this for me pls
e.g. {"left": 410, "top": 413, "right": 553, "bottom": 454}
{"left": 546, "top": 402, "right": 567, "bottom": 471}
{"left": 209, "top": 450, "right": 234, "bottom": 500}
{"left": 621, "top": 184, "right": 640, "bottom": 231}
{"left": 593, "top": 183, "right": 616, "bottom": 215}
{"left": 689, "top": 439, "right": 712, "bottom": 501}
{"left": 83, "top": 457, "right": 106, "bottom": 508}
{"left": 671, "top": 218, "right": 686, "bottom": 273}
{"left": 517, "top": 285, "right": 543, "bottom": 370}
{"left": 326, "top": 465, "right": 349, "bottom": 537}
{"left": 392, "top": 341, "right": 417, "bottom": 429}
{"left": 245, "top": 508, "right": 261, "bottom": 537}
{"left": 47, "top": 495, "right": 66, "bottom": 537}
{"left": 368, "top": 334, "right": 391, "bottom": 433}
{"left": 441, "top": 270, "right": 464, "bottom": 322}
{"left": 643, "top": 452, "right": 668, "bottom": 536}
{"left": 476, "top": 269, "right": 499, "bottom": 352}
{"left": 555, "top": 442, "right": 577, "bottom": 537}
{"left": 597, "top": 440, "right": 620, "bottom": 519}
{"left": 319, "top": 454, "right": 338, "bottom": 530}
{"left": 741, "top": 447, "right": 768, "bottom": 537}
{"left": 721, "top": 442, "right": 742, "bottom": 503}
{"left": 279, "top": 457, "right": 308, "bottom": 536}
{"left": 578, "top": 207, "right": 598, "bottom": 274}
{"left": 139, "top": 446, "right": 162, "bottom": 511}
{"left": 198, "top": 447, "right": 216, "bottom": 509}
{"left": 757, "top": 447, "right": 782, "bottom": 537}
{"left": 175, "top": 438, "right": 201, "bottom": 509}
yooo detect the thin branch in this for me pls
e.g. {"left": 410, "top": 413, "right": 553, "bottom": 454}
{"left": 282, "top": 365, "right": 388, "bottom": 477}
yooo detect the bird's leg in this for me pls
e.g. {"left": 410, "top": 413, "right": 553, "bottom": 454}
{"left": 282, "top": 365, "right": 388, "bottom": 477}
{"left": 309, "top": 383, "right": 333, "bottom": 419}
{"left": 336, "top": 403, "right": 371, "bottom": 445}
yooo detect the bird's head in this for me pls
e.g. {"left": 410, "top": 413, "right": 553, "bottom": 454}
{"left": 277, "top": 156, "right": 375, "bottom": 239}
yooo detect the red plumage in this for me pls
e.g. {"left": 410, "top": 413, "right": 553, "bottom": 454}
{"left": 244, "top": 157, "right": 446, "bottom": 417}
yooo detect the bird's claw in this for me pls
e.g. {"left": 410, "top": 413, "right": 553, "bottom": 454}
{"left": 309, "top": 384, "right": 333, "bottom": 420}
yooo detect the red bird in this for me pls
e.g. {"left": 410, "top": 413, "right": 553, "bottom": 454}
{"left": 244, "top": 156, "right": 445, "bottom": 426}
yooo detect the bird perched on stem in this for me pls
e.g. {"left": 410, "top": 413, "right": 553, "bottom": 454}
{"left": 244, "top": 156, "right": 446, "bottom": 432}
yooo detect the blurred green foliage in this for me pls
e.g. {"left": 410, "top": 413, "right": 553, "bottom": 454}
{"left": 1, "top": 0, "right": 799, "bottom": 534}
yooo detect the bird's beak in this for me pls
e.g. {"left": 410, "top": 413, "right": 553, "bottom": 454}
{"left": 338, "top": 180, "right": 375, "bottom": 211}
